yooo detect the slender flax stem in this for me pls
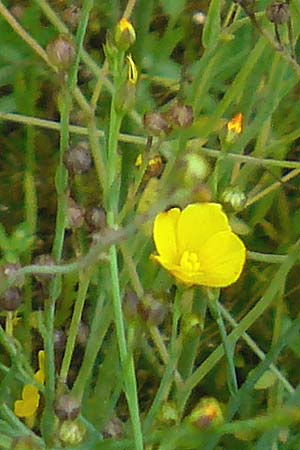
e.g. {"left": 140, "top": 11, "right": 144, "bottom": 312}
{"left": 41, "top": 83, "right": 70, "bottom": 445}
{"left": 106, "top": 51, "right": 143, "bottom": 449}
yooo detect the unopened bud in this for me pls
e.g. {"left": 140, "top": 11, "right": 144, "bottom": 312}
{"left": 114, "top": 81, "right": 136, "bottom": 114}
{"left": 266, "top": 1, "right": 289, "bottom": 24}
{"left": 114, "top": 18, "right": 136, "bottom": 50}
{"left": 64, "top": 142, "right": 92, "bottom": 175}
{"left": 46, "top": 35, "right": 75, "bottom": 71}
{"left": 59, "top": 419, "right": 86, "bottom": 447}
{"left": 222, "top": 186, "right": 246, "bottom": 210}
{"left": 143, "top": 112, "right": 172, "bottom": 137}
{"left": 0, "top": 287, "right": 22, "bottom": 311}
{"left": 55, "top": 394, "right": 81, "bottom": 421}
{"left": 188, "top": 397, "right": 223, "bottom": 429}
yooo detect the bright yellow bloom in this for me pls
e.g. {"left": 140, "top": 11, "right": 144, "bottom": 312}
{"left": 152, "top": 203, "right": 246, "bottom": 287}
{"left": 14, "top": 351, "right": 45, "bottom": 424}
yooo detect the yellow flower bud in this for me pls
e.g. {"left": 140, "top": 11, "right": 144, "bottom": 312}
{"left": 114, "top": 17, "right": 136, "bottom": 50}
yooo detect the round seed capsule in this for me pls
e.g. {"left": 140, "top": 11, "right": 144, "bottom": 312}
{"left": 0, "top": 287, "right": 22, "bottom": 311}
{"left": 55, "top": 394, "right": 81, "bottom": 421}
{"left": 64, "top": 142, "right": 92, "bottom": 175}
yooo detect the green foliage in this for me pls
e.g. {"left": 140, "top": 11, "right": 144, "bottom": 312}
{"left": 0, "top": 0, "right": 300, "bottom": 449}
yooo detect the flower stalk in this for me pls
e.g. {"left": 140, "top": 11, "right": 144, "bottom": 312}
{"left": 207, "top": 288, "right": 238, "bottom": 396}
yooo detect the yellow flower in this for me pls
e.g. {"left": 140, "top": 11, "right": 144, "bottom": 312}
{"left": 227, "top": 112, "right": 243, "bottom": 134}
{"left": 14, "top": 350, "right": 45, "bottom": 425}
{"left": 152, "top": 203, "right": 246, "bottom": 287}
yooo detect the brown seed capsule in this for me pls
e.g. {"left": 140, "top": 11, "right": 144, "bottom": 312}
{"left": 0, "top": 262, "right": 24, "bottom": 288}
{"left": 103, "top": 416, "right": 124, "bottom": 439}
{"left": 123, "top": 290, "right": 139, "bottom": 321}
{"left": 0, "top": 287, "right": 22, "bottom": 311}
{"left": 33, "top": 254, "right": 55, "bottom": 283}
{"left": 46, "top": 35, "right": 76, "bottom": 71}
{"left": 167, "top": 102, "right": 194, "bottom": 129}
{"left": 139, "top": 294, "right": 167, "bottom": 327}
{"left": 54, "top": 329, "right": 67, "bottom": 351}
{"left": 55, "top": 394, "right": 81, "bottom": 421}
{"left": 143, "top": 112, "right": 172, "bottom": 137}
{"left": 62, "top": 6, "right": 81, "bottom": 30}
{"left": 85, "top": 206, "right": 106, "bottom": 231}
{"left": 266, "top": 1, "right": 289, "bottom": 24}
{"left": 64, "top": 142, "right": 92, "bottom": 175}
{"left": 67, "top": 198, "right": 85, "bottom": 229}
{"left": 76, "top": 321, "right": 89, "bottom": 346}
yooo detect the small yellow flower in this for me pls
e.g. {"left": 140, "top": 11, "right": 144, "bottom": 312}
{"left": 14, "top": 350, "right": 45, "bottom": 425}
{"left": 152, "top": 203, "right": 246, "bottom": 287}
{"left": 227, "top": 112, "right": 243, "bottom": 134}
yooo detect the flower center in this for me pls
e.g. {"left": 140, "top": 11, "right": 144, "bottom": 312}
{"left": 180, "top": 251, "right": 200, "bottom": 273}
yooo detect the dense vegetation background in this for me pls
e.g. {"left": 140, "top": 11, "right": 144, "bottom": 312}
{"left": 1, "top": 0, "right": 300, "bottom": 449}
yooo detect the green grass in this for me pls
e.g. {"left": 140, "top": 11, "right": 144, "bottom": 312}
{"left": 0, "top": 0, "right": 300, "bottom": 449}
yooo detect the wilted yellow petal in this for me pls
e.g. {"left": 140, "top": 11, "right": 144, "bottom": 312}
{"left": 177, "top": 203, "right": 230, "bottom": 254}
{"left": 153, "top": 208, "right": 181, "bottom": 264}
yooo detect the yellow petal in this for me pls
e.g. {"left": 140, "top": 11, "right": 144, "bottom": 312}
{"left": 38, "top": 350, "right": 45, "bottom": 371}
{"left": 34, "top": 369, "right": 45, "bottom": 385}
{"left": 14, "top": 386, "right": 40, "bottom": 418}
{"left": 153, "top": 208, "right": 181, "bottom": 263}
{"left": 177, "top": 203, "right": 230, "bottom": 254}
{"left": 22, "top": 384, "right": 39, "bottom": 400}
{"left": 197, "top": 230, "right": 246, "bottom": 287}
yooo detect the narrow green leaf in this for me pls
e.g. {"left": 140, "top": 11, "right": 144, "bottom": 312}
{"left": 202, "top": 0, "right": 221, "bottom": 49}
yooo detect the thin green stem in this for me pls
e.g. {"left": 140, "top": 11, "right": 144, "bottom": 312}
{"left": 41, "top": 84, "right": 70, "bottom": 446}
{"left": 105, "top": 52, "right": 143, "bottom": 450}
{"left": 143, "top": 287, "right": 182, "bottom": 433}
{"left": 59, "top": 270, "right": 92, "bottom": 386}
{"left": 72, "top": 298, "right": 111, "bottom": 400}
{"left": 219, "top": 303, "right": 294, "bottom": 393}
{"left": 68, "top": 0, "right": 94, "bottom": 92}
{"left": 207, "top": 289, "right": 238, "bottom": 396}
